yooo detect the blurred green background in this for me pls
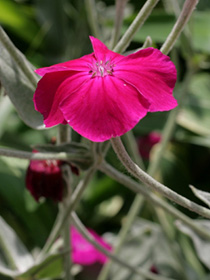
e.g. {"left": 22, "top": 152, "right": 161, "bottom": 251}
{"left": 1, "top": 0, "right": 210, "bottom": 279}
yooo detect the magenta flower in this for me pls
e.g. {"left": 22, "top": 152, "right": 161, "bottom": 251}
{"left": 26, "top": 157, "right": 64, "bottom": 202}
{"left": 34, "top": 37, "right": 177, "bottom": 142}
{"left": 71, "top": 226, "right": 112, "bottom": 265}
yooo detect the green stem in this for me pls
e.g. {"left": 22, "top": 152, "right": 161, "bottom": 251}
{"left": 0, "top": 26, "right": 38, "bottom": 88}
{"left": 123, "top": 131, "right": 145, "bottom": 168}
{"left": 109, "top": 0, "right": 129, "bottom": 49}
{"left": 97, "top": 194, "right": 144, "bottom": 280}
{"left": 60, "top": 202, "right": 72, "bottom": 280}
{"left": 160, "top": 0, "right": 198, "bottom": 55}
{"left": 99, "top": 161, "right": 210, "bottom": 240}
{"left": 38, "top": 166, "right": 96, "bottom": 258}
{"left": 0, "top": 232, "right": 17, "bottom": 270}
{"left": 57, "top": 125, "right": 71, "bottom": 143}
{"left": 0, "top": 147, "right": 88, "bottom": 162}
{"left": 57, "top": 126, "right": 73, "bottom": 280}
{"left": 113, "top": 0, "right": 160, "bottom": 53}
{"left": 85, "top": 0, "right": 101, "bottom": 39}
{"left": 71, "top": 212, "right": 176, "bottom": 280}
{"left": 147, "top": 70, "right": 193, "bottom": 177}
{"left": 141, "top": 36, "right": 153, "bottom": 49}
{"left": 111, "top": 137, "right": 210, "bottom": 220}
{"left": 98, "top": 48, "right": 193, "bottom": 280}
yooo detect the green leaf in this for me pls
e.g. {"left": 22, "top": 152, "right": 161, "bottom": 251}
{"left": 177, "top": 73, "right": 210, "bottom": 136}
{"left": 109, "top": 219, "right": 183, "bottom": 279}
{"left": 0, "top": 216, "right": 34, "bottom": 273}
{"left": 0, "top": 215, "right": 64, "bottom": 279}
{"left": 20, "top": 252, "right": 63, "bottom": 279}
{"left": 0, "top": 156, "right": 56, "bottom": 247}
{"left": 176, "top": 220, "right": 210, "bottom": 270}
{"left": 0, "top": 27, "right": 44, "bottom": 129}
{"left": 0, "top": 0, "right": 39, "bottom": 43}
{"left": 190, "top": 185, "right": 210, "bottom": 208}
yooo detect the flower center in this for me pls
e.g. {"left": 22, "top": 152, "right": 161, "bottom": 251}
{"left": 89, "top": 60, "right": 114, "bottom": 77}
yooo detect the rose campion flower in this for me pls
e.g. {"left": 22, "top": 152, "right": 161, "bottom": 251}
{"left": 71, "top": 226, "right": 112, "bottom": 265}
{"left": 26, "top": 157, "right": 64, "bottom": 202}
{"left": 34, "top": 37, "right": 177, "bottom": 142}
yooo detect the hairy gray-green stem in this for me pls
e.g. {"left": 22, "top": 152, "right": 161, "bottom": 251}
{"left": 114, "top": 0, "right": 160, "bottom": 53}
{"left": 111, "top": 137, "right": 210, "bottom": 220}
{"left": 99, "top": 161, "right": 210, "bottom": 240}
{"left": 160, "top": 0, "right": 199, "bottom": 55}
{"left": 72, "top": 212, "right": 177, "bottom": 280}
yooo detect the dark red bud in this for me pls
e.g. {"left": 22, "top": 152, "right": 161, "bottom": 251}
{"left": 26, "top": 159, "right": 64, "bottom": 202}
{"left": 150, "top": 265, "right": 159, "bottom": 274}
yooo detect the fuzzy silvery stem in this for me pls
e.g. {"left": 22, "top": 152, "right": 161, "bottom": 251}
{"left": 114, "top": 0, "right": 160, "bottom": 53}
{"left": 72, "top": 212, "right": 177, "bottom": 280}
{"left": 85, "top": 0, "right": 101, "bottom": 39}
{"left": 110, "top": 0, "right": 129, "bottom": 49}
{"left": 0, "top": 147, "right": 85, "bottom": 162}
{"left": 111, "top": 137, "right": 210, "bottom": 220}
{"left": 57, "top": 126, "right": 73, "bottom": 280}
{"left": 0, "top": 26, "right": 38, "bottom": 88}
{"left": 160, "top": 0, "right": 199, "bottom": 55}
{"left": 98, "top": 38, "right": 194, "bottom": 280}
{"left": 38, "top": 166, "right": 96, "bottom": 259}
{"left": 99, "top": 161, "right": 210, "bottom": 240}
{"left": 57, "top": 125, "right": 71, "bottom": 143}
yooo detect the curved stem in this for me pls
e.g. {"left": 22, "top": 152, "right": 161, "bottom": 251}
{"left": 99, "top": 161, "right": 210, "bottom": 240}
{"left": 38, "top": 166, "right": 96, "bottom": 259}
{"left": 57, "top": 125, "right": 71, "bottom": 143}
{"left": 0, "top": 147, "right": 87, "bottom": 162}
{"left": 111, "top": 137, "right": 210, "bottom": 220}
{"left": 110, "top": 0, "right": 129, "bottom": 49}
{"left": 113, "top": 0, "right": 160, "bottom": 53}
{"left": 85, "top": 0, "right": 101, "bottom": 39}
{"left": 57, "top": 126, "right": 73, "bottom": 280}
{"left": 98, "top": 53, "right": 193, "bottom": 280}
{"left": 72, "top": 212, "right": 177, "bottom": 280}
{"left": 160, "top": 0, "right": 198, "bottom": 55}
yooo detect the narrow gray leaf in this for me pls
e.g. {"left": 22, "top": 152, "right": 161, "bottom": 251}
{"left": 176, "top": 220, "right": 210, "bottom": 270}
{"left": 0, "top": 27, "right": 44, "bottom": 129}
{"left": 0, "top": 216, "right": 34, "bottom": 273}
{"left": 190, "top": 185, "right": 210, "bottom": 208}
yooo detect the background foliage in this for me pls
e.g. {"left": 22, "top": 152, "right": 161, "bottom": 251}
{"left": 1, "top": 0, "right": 210, "bottom": 279}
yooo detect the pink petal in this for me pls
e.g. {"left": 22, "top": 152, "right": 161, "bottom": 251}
{"left": 60, "top": 76, "right": 149, "bottom": 142}
{"left": 89, "top": 36, "right": 123, "bottom": 63}
{"left": 71, "top": 227, "right": 111, "bottom": 265}
{"left": 35, "top": 53, "right": 94, "bottom": 76}
{"left": 114, "top": 48, "right": 177, "bottom": 112}
{"left": 89, "top": 229, "right": 112, "bottom": 263}
{"left": 33, "top": 71, "right": 89, "bottom": 127}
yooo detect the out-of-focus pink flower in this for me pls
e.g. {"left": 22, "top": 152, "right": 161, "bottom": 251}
{"left": 71, "top": 226, "right": 112, "bottom": 265}
{"left": 138, "top": 132, "right": 161, "bottom": 159}
{"left": 26, "top": 157, "right": 64, "bottom": 202}
{"left": 150, "top": 265, "right": 159, "bottom": 274}
{"left": 34, "top": 37, "right": 177, "bottom": 142}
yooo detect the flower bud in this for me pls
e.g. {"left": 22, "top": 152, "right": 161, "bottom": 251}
{"left": 26, "top": 158, "right": 64, "bottom": 202}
